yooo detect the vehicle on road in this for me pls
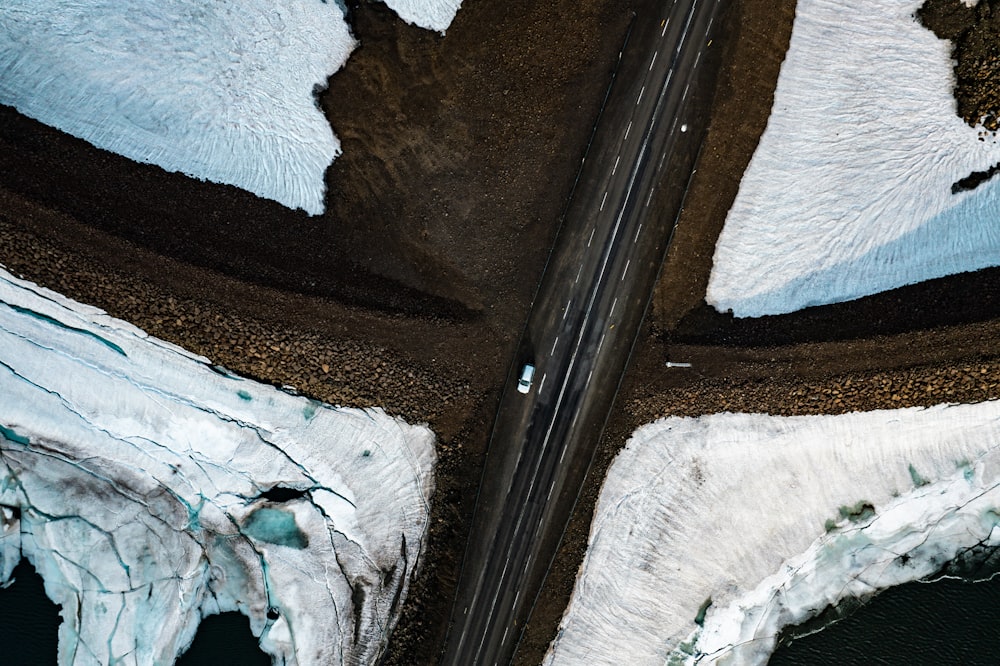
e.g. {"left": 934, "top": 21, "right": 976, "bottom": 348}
{"left": 517, "top": 364, "right": 535, "bottom": 394}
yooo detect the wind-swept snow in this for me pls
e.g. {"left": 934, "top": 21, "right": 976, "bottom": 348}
{"left": 545, "top": 405, "right": 1000, "bottom": 665}
{"left": 0, "top": 266, "right": 436, "bottom": 665}
{"left": 0, "top": 0, "right": 462, "bottom": 215}
{"left": 383, "top": 0, "right": 463, "bottom": 33}
{"left": 706, "top": 0, "right": 1000, "bottom": 317}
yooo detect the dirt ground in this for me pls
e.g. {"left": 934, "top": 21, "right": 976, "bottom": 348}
{"left": 4, "top": 0, "right": 1000, "bottom": 664}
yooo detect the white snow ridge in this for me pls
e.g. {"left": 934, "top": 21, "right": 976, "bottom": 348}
{"left": 0, "top": 266, "right": 436, "bottom": 665}
{"left": 706, "top": 0, "right": 1000, "bottom": 317}
{"left": 546, "top": 406, "right": 1000, "bottom": 665}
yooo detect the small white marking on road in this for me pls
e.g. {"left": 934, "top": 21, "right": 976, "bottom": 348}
{"left": 587, "top": 368, "right": 594, "bottom": 384}
{"left": 683, "top": 82, "right": 690, "bottom": 100}
{"left": 661, "top": 21, "right": 668, "bottom": 36}
{"left": 649, "top": 51, "right": 657, "bottom": 71}
{"left": 600, "top": 191, "right": 608, "bottom": 211}
{"left": 563, "top": 299, "right": 572, "bottom": 318}
{"left": 575, "top": 265, "right": 582, "bottom": 284}
{"left": 612, "top": 154, "right": 621, "bottom": 175}
{"left": 622, "top": 259, "right": 630, "bottom": 280}
{"left": 559, "top": 446, "right": 567, "bottom": 464}
{"left": 597, "top": 333, "right": 605, "bottom": 355}
{"left": 610, "top": 297, "right": 618, "bottom": 317}
{"left": 624, "top": 120, "right": 632, "bottom": 140}
{"left": 588, "top": 228, "right": 595, "bottom": 247}
{"left": 539, "top": 373, "right": 547, "bottom": 393}
{"left": 634, "top": 223, "right": 643, "bottom": 242}
{"left": 645, "top": 188, "right": 655, "bottom": 208}
{"left": 694, "top": 49, "right": 702, "bottom": 67}
{"left": 550, "top": 337, "right": 559, "bottom": 355}
{"left": 636, "top": 85, "right": 645, "bottom": 105}
{"left": 502, "top": 626, "right": 510, "bottom": 645}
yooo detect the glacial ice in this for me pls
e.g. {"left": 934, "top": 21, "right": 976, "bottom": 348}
{"left": 0, "top": 0, "right": 463, "bottom": 215}
{"left": 706, "top": 0, "right": 1000, "bottom": 317}
{"left": 545, "top": 405, "right": 1000, "bottom": 665}
{"left": 383, "top": 0, "right": 464, "bottom": 33}
{"left": 0, "top": 266, "right": 436, "bottom": 665}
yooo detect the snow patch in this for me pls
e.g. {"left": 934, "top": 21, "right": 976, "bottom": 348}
{"left": 706, "top": 0, "right": 1000, "bottom": 317}
{"left": 0, "top": 266, "right": 436, "bottom": 665}
{"left": 545, "top": 405, "right": 1000, "bottom": 665}
{"left": 383, "top": 0, "right": 463, "bottom": 33}
{"left": 0, "top": 0, "right": 463, "bottom": 215}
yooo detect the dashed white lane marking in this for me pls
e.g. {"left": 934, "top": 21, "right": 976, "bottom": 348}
{"left": 610, "top": 297, "right": 618, "bottom": 317}
{"left": 624, "top": 120, "right": 632, "bottom": 140}
{"left": 612, "top": 154, "right": 621, "bottom": 175}
{"left": 649, "top": 51, "right": 658, "bottom": 71}
{"left": 588, "top": 228, "right": 595, "bottom": 247}
{"left": 563, "top": 299, "right": 572, "bottom": 317}
{"left": 634, "top": 223, "right": 643, "bottom": 242}
{"left": 662, "top": 20, "right": 668, "bottom": 36}
{"left": 550, "top": 337, "right": 559, "bottom": 355}
{"left": 539, "top": 373, "right": 547, "bottom": 394}
{"left": 622, "top": 259, "right": 630, "bottom": 281}
{"left": 600, "top": 191, "right": 608, "bottom": 211}
{"left": 636, "top": 85, "right": 645, "bottom": 105}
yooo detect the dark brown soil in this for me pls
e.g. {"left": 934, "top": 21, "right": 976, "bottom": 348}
{"left": 920, "top": 0, "right": 1000, "bottom": 131}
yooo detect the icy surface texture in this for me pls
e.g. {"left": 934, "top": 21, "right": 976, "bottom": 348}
{"left": 382, "top": 0, "right": 463, "bottom": 33}
{"left": 0, "top": 267, "right": 436, "bottom": 665}
{"left": 545, "top": 405, "right": 1000, "bottom": 665}
{"left": 0, "top": 0, "right": 464, "bottom": 214}
{"left": 706, "top": 0, "right": 1000, "bottom": 317}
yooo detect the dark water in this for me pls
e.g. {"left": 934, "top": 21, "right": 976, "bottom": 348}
{"left": 770, "top": 574, "right": 1000, "bottom": 665}
{"left": 0, "top": 559, "right": 60, "bottom": 664}
{"left": 0, "top": 558, "right": 269, "bottom": 665}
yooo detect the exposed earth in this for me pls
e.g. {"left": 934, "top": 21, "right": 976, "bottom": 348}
{"left": 3, "top": 0, "right": 1000, "bottom": 664}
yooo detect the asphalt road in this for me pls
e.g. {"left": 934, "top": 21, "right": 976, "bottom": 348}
{"left": 441, "top": 0, "right": 726, "bottom": 663}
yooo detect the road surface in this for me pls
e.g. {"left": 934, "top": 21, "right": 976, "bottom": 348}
{"left": 441, "top": 0, "right": 726, "bottom": 663}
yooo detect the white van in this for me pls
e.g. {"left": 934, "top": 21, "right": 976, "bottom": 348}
{"left": 517, "top": 364, "right": 535, "bottom": 394}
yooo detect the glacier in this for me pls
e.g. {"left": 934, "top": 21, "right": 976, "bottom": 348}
{"left": 705, "top": 0, "right": 1000, "bottom": 317}
{"left": 0, "top": 266, "right": 436, "bottom": 665}
{"left": 0, "top": 0, "right": 462, "bottom": 215}
{"left": 545, "top": 405, "right": 1000, "bottom": 665}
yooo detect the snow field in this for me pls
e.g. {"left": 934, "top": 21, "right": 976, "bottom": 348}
{"left": 545, "top": 404, "right": 1000, "bottom": 665}
{"left": 0, "top": 0, "right": 463, "bottom": 214}
{"left": 707, "top": 0, "right": 1000, "bottom": 317}
{"left": 0, "top": 266, "right": 436, "bottom": 665}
